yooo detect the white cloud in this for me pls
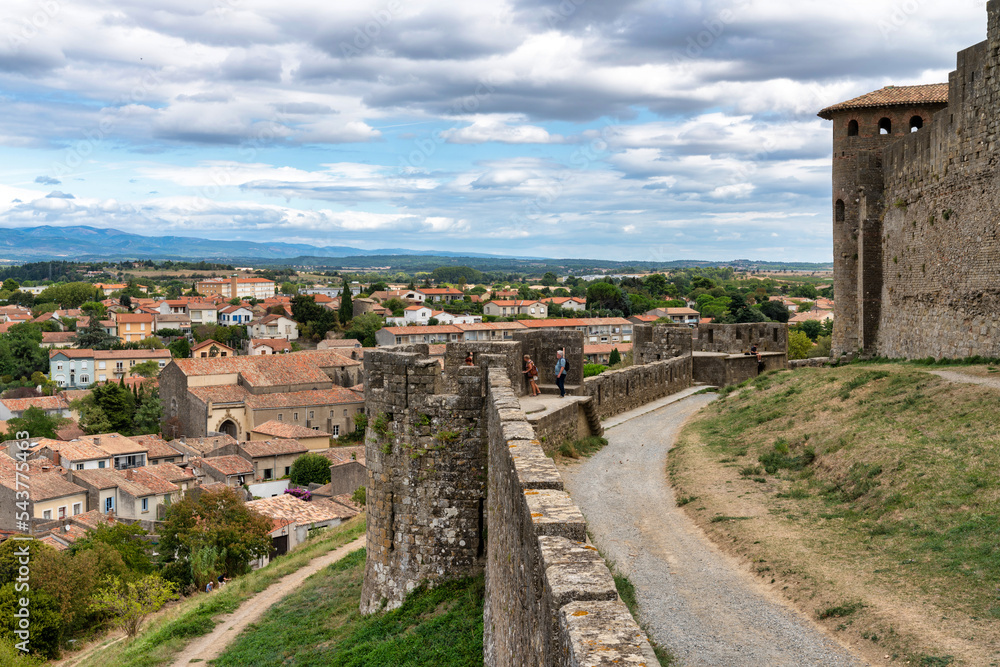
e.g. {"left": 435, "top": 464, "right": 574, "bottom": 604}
{"left": 442, "top": 119, "right": 564, "bottom": 144}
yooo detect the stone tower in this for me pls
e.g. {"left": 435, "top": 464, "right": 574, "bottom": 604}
{"left": 359, "top": 345, "right": 510, "bottom": 613}
{"left": 818, "top": 86, "right": 947, "bottom": 356}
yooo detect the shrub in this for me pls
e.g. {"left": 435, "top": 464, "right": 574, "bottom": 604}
{"left": 289, "top": 453, "right": 332, "bottom": 487}
{"left": 583, "top": 363, "right": 607, "bottom": 378}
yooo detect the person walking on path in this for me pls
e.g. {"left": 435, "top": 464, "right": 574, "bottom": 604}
{"left": 523, "top": 354, "right": 541, "bottom": 396}
{"left": 554, "top": 350, "right": 567, "bottom": 397}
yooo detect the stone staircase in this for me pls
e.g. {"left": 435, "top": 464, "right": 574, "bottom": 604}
{"left": 580, "top": 396, "right": 604, "bottom": 438}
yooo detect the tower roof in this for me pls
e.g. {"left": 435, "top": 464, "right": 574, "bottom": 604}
{"left": 818, "top": 84, "right": 948, "bottom": 119}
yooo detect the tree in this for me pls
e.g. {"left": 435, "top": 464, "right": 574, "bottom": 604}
{"left": 129, "top": 361, "right": 160, "bottom": 378}
{"left": 155, "top": 328, "right": 183, "bottom": 338}
{"left": 78, "top": 405, "right": 114, "bottom": 435}
{"left": 90, "top": 575, "right": 176, "bottom": 638}
{"left": 586, "top": 282, "right": 631, "bottom": 315}
{"left": 788, "top": 330, "right": 812, "bottom": 360}
{"left": 290, "top": 453, "right": 332, "bottom": 486}
{"left": 339, "top": 288, "right": 353, "bottom": 324}
{"left": 71, "top": 523, "right": 152, "bottom": 573}
{"left": 383, "top": 298, "right": 407, "bottom": 316}
{"left": 132, "top": 389, "right": 163, "bottom": 435}
{"left": 90, "top": 382, "right": 136, "bottom": 433}
{"left": 810, "top": 335, "right": 832, "bottom": 358}
{"left": 168, "top": 338, "right": 191, "bottom": 359}
{"left": 0, "top": 583, "right": 63, "bottom": 659}
{"left": 292, "top": 295, "right": 338, "bottom": 340}
{"left": 431, "top": 266, "right": 483, "bottom": 284}
{"left": 644, "top": 273, "right": 668, "bottom": 297}
{"left": 0, "top": 324, "right": 48, "bottom": 379}
{"left": 1, "top": 279, "right": 18, "bottom": 292}
{"left": 794, "top": 319, "right": 823, "bottom": 341}
{"left": 608, "top": 348, "right": 622, "bottom": 366}
{"left": 37, "top": 282, "right": 97, "bottom": 309}
{"left": 119, "top": 294, "right": 132, "bottom": 309}
{"left": 790, "top": 283, "right": 819, "bottom": 299}
{"left": 3, "top": 406, "right": 65, "bottom": 440}
{"left": 7, "top": 291, "right": 35, "bottom": 308}
{"left": 797, "top": 301, "right": 815, "bottom": 313}
{"left": 159, "top": 487, "right": 271, "bottom": 579}
{"left": 344, "top": 312, "right": 382, "bottom": 347}
{"left": 758, "top": 300, "right": 790, "bottom": 323}
{"left": 74, "top": 316, "right": 117, "bottom": 350}
{"left": 541, "top": 271, "right": 558, "bottom": 286}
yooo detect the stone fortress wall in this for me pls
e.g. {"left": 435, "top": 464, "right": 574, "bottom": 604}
{"left": 824, "top": 1, "right": 1000, "bottom": 359}
{"left": 360, "top": 324, "right": 787, "bottom": 664}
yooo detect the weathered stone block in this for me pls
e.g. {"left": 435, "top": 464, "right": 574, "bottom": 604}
{"left": 558, "top": 600, "right": 658, "bottom": 667}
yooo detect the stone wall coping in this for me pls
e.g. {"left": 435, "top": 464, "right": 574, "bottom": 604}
{"left": 559, "top": 600, "right": 659, "bottom": 666}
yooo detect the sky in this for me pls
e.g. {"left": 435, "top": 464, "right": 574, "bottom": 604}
{"left": 0, "top": 0, "right": 989, "bottom": 263}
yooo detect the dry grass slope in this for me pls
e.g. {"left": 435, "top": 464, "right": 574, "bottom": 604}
{"left": 669, "top": 364, "right": 1000, "bottom": 667}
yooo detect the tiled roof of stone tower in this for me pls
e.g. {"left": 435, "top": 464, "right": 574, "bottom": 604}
{"left": 818, "top": 83, "right": 948, "bottom": 119}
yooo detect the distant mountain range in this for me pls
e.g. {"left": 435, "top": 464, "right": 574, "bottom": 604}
{"left": 0, "top": 226, "right": 518, "bottom": 261}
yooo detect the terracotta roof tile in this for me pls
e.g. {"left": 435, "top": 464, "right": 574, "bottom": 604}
{"left": 380, "top": 325, "right": 461, "bottom": 335}
{"left": 199, "top": 455, "right": 254, "bottom": 476}
{"left": 142, "top": 462, "right": 195, "bottom": 484}
{"left": 173, "top": 350, "right": 358, "bottom": 387}
{"left": 130, "top": 435, "right": 183, "bottom": 460}
{"left": 246, "top": 387, "right": 363, "bottom": 410}
{"left": 246, "top": 493, "right": 356, "bottom": 524}
{"left": 251, "top": 420, "right": 331, "bottom": 439}
{"left": 0, "top": 471, "right": 86, "bottom": 502}
{"left": 585, "top": 342, "right": 633, "bottom": 355}
{"left": 0, "top": 395, "right": 69, "bottom": 413}
{"left": 314, "top": 446, "right": 365, "bottom": 467}
{"left": 82, "top": 433, "right": 147, "bottom": 456}
{"left": 42, "top": 332, "right": 77, "bottom": 344}
{"left": 40, "top": 439, "right": 109, "bottom": 463}
{"left": 250, "top": 338, "right": 292, "bottom": 352}
{"left": 240, "top": 438, "right": 309, "bottom": 457}
{"left": 71, "top": 469, "right": 159, "bottom": 496}
{"left": 818, "top": 83, "right": 948, "bottom": 119}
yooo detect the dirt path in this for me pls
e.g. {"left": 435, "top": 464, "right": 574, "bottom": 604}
{"left": 560, "top": 395, "right": 867, "bottom": 667}
{"left": 931, "top": 368, "right": 1000, "bottom": 389}
{"left": 171, "top": 535, "right": 366, "bottom": 667}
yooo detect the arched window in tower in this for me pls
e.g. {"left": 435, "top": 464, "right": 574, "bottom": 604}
{"left": 910, "top": 115, "right": 923, "bottom": 132}
{"left": 835, "top": 199, "right": 845, "bottom": 223}
{"left": 847, "top": 119, "right": 859, "bottom": 136}
{"left": 879, "top": 117, "right": 892, "bottom": 135}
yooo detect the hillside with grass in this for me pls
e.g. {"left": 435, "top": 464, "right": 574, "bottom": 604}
{"left": 69, "top": 518, "right": 365, "bottom": 667}
{"left": 213, "top": 548, "right": 484, "bottom": 667}
{"left": 669, "top": 364, "right": 1000, "bottom": 667}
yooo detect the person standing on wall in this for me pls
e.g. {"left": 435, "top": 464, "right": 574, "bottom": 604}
{"left": 523, "top": 354, "right": 541, "bottom": 397}
{"left": 554, "top": 349, "right": 567, "bottom": 398}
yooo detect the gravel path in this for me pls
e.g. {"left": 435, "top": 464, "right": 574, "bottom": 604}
{"left": 561, "top": 395, "right": 867, "bottom": 667}
{"left": 931, "top": 368, "right": 1000, "bottom": 389}
{"left": 171, "top": 536, "right": 366, "bottom": 667}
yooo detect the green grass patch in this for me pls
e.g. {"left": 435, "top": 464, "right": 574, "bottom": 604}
{"left": 817, "top": 601, "right": 864, "bottom": 619}
{"left": 675, "top": 362, "right": 1000, "bottom": 631}
{"left": 213, "top": 548, "right": 484, "bottom": 667}
{"left": 710, "top": 515, "right": 751, "bottom": 523}
{"left": 558, "top": 435, "right": 609, "bottom": 459}
{"left": 76, "top": 518, "right": 366, "bottom": 667}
